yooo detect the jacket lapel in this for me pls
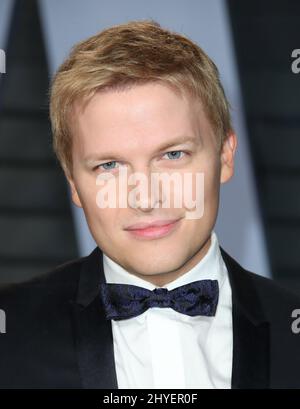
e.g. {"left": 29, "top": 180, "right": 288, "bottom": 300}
{"left": 220, "top": 247, "right": 270, "bottom": 388}
{"left": 71, "top": 244, "right": 271, "bottom": 389}
{"left": 71, "top": 247, "right": 118, "bottom": 389}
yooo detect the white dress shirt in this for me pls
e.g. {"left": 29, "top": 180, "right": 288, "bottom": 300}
{"left": 103, "top": 230, "right": 233, "bottom": 389}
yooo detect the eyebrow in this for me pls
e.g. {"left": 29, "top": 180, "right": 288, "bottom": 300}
{"left": 83, "top": 135, "right": 200, "bottom": 164}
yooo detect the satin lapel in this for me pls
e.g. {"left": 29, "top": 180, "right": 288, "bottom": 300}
{"left": 71, "top": 247, "right": 118, "bottom": 389}
{"left": 220, "top": 247, "right": 270, "bottom": 389}
{"left": 71, "top": 244, "right": 270, "bottom": 388}
{"left": 231, "top": 301, "right": 270, "bottom": 388}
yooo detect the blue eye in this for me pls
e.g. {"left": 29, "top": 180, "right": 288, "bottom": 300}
{"left": 94, "top": 151, "right": 187, "bottom": 172}
{"left": 99, "top": 161, "right": 117, "bottom": 170}
{"left": 165, "top": 151, "right": 185, "bottom": 160}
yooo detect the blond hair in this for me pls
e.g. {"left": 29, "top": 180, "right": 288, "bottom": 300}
{"left": 49, "top": 19, "right": 232, "bottom": 178}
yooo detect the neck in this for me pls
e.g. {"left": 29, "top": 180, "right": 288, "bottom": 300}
{"left": 131, "top": 235, "right": 212, "bottom": 287}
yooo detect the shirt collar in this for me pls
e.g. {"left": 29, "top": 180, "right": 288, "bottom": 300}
{"left": 103, "top": 230, "right": 225, "bottom": 290}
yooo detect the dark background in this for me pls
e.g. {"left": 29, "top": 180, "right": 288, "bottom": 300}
{"left": 0, "top": 0, "right": 299, "bottom": 295}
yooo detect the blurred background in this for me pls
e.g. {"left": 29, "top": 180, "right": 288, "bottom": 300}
{"left": 0, "top": 0, "right": 299, "bottom": 295}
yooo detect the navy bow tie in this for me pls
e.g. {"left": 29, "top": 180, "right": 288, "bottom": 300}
{"left": 99, "top": 280, "right": 219, "bottom": 321}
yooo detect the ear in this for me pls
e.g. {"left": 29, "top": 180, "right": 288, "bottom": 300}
{"left": 220, "top": 131, "right": 238, "bottom": 184}
{"left": 66, "top": 175, "right": 83, "bottom": 208}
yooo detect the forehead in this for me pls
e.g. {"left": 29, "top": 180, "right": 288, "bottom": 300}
{"left": 71, "top": 82, "right": 215, "bottom": 154}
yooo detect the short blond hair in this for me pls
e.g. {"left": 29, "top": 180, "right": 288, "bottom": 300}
{"left": 49, "top": 19, "right": 232, "bottom": 178}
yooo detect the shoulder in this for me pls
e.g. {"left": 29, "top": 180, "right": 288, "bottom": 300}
{"left": 0, "top": 255, "right": 89, "bottom": 387}
{"left": 243, "top": 269, "right": 300, "bottom": 319}
{"left": 0, "top": 254, "right": 87, "bottom": 312}
{"left": 221, "top": 247, "right": 300, "bottom": 318}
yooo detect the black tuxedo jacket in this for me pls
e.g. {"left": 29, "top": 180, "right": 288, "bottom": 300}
{"left": 0, "top": 246, "right": 300, "bottom": 389}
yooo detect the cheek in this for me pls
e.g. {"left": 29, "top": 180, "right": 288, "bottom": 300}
{"left": 189, "top": 163, "right": 220, "bottom": 202}
{"left": 203, "top": 154, "right": 221, "bottom": 192}
{"left": 74, "top": 173, "right": 102, "bottom": 208}
{"left": 205, "top": 169, "right": 220, "bottom": 196}
{"left": 80, "top": 189, "right": 98, "bottom": 214}
{"left": 85, "top": 206, "right": 122, "bottom": 245}
{"left": 190, "top": 163, "right": 220, "bottom": 221}
{"left": 88, "top": 205, "right": 119, "bottom": 229}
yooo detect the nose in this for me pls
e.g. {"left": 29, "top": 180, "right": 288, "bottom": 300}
{"left": 128, "top": 167, "right": 164, "bottom": 213}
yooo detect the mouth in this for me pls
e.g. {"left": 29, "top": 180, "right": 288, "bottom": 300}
{"left": 124, "top": 218, "right": 182, "bottom": 240}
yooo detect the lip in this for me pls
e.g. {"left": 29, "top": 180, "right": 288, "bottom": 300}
{"left": 125, "top": 218, "right": 181, "bottom": 230}
{"left": 124, "top": 218, "right": 182, "bottom": 239}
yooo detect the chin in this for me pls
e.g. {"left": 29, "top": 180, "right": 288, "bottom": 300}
{"left": 130, "top": 254, "right": 185, "bottom": 276}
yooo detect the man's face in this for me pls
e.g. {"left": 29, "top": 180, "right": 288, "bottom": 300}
{"left": 68, "top": 82, "right": 236, "bottom": 286}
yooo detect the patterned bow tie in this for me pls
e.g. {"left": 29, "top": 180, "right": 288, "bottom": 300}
{"left": 99, "top": 280, "right": 219, "bottom": 321}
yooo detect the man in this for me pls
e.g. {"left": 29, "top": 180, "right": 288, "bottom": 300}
{"left": 0, "top": 20, "right": 300, "bottom": 389}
